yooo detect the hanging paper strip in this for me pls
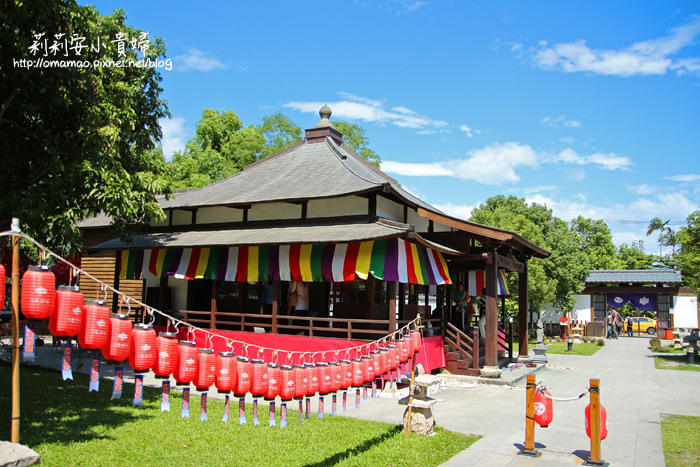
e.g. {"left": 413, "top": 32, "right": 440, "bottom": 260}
{"left": 89, "top": 353, "right": 100, "bottom": 392}
{"left": 253, "top": 399, "right": 259, "bottom": 426}
{"left": 239, "top": 399, "right": 247, "bottom": 425}
{"left": 119, "top": 238, "right": 452, "bottom": 286}
{"left": 467, "top": 270, "right": 510, "bottom": 296}
{"left": 62, "top": 344, "right": 73, "bottom": 381}
{"left": 23, "top": 325, "right": 35, "bottom": 362}
{"left": 280, "top": 402, "right": 287, "bottom": 428}
{"left": 112, "top": 366, "right": 123, "bottom": 400}
{"left": 222, "top": 395, "right": 230, "bottom": 423}
{"left": 332, "top": 394, "right": 337, "bottom": 416}
{"left": 181, "top": 387, "right": 190, "bottom": 418}
{"left": 318, "top": 397, "right": 324, "bottom": 420}
{"left": 134, "top": 375, "right": 144, "bottom": 407}
{"left": 200, "top": 393, "right": 208, "bottom": 422}
{"left": 161, "top": 380, "right": 171, "bottom": 412}
{"left": 269, "top": 401, "right": 276, "bottom": 427}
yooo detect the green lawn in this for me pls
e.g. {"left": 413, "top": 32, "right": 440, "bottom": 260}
{"left": 0, "top": 363, "right": 478, "bottom": 466}
{"left": 661, "top": 414, "right": 700, "bottom": 466}
{"left": 540, "top": 341, "right": 603, "bottom": 356}
{"left": 654, "top": 355, "right": 700, "bottom": 372}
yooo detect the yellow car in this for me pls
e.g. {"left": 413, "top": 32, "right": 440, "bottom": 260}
{"left": 625, "top": 317, "right": 657, "bottom": 335}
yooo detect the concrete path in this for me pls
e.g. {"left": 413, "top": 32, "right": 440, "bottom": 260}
{"left": 3, "top": 335, "right": 699, "bottom": 466}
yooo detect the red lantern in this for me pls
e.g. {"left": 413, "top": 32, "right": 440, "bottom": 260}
{"left": 410, "top": 329, "right": 422, "bottom": 354}
{"left": 340, "top": 359, "right": 352, "bottom": 389}
{"left": 78, "top": 301, "right": 110, "bottom": 350}
{"left": 102, "top": 314, "right": 132, "bottom": 363}
{"left": 534, "top": 389, "right": 554, "bottom": 427}
{"left": 0, "top": 264, "right": 5, "bottom": 307}
{"left": 404, "top": 333, "right": 415, "bottom": 355}
{"left": 388, "top": 344, "right": 399, "bottom": 370}
{"left": 215, "top": 351, "right": 237, "bottom": 393}
{"left": 194, "top": 348, "right": 216, "bottom": 391}
{"left": 153, "top": 332, "right": 178, "bottom": 378}
{"left": 370, "top": 350, "right": 381, "bottom": 377}
{"left": 21, "top": 265, "right": 56, "bottom": 319}
{"left": 306, "top": 363, "right": 318, "bottom": 396}
{"left": 317, "top": 362, "right": 331, "bottom": 395}
{"left": 50, "top": 285, "right": 83, "bottom": 337}
{"left": 328, "top": 361, "right": 341, "bottom": 393}
{"left": 397, "top": 338, "right": 409, "bottom": 363}
{"left": 234, "top": 356, "right": 252, "bottom": 397}
{"left": 129, "top": 323, "right": 156, "bottom": 372}
{"left": 174, "top": 340, "right": 198, "bottom": 385}
{"left": 294, "top": 364, "right": 307, "bottom": 399}
{"left": 279, "top": 365, "right": 295, "bottom": 401}
{"left": 361, "top": 355, "right": 374, "bottom": 383}
{"left": 250, "top": 359, "right": 269, "bottom": 396}
{"left": 351, "top": 358, "right": 363, "bottom": 387}
{"left": 265, "top": 363, "right": 280, "bottom": 400}
{"left": 378, "top": 347, "right": 389, "bottom": 375}
{"left": 585, "top": 404, "right": 608, "bottom": 440}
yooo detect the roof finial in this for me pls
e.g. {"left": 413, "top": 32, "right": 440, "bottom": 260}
{"left": 313, "top": 104, "right": 335, "bottom": 129}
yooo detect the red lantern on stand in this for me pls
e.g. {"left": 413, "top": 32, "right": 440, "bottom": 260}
{"left": 234, "top": 356, "right": 252, "bottom": 397}
{"left": 102, "top": 314, "right": 132, "bottom": 362}
{"left": 329, "top": 361, "right": 341, "bottom": 393}
{"left": 0, "top": 264, "right": 5, "bottom": 307}
{"left": 293, "top": 364, "right": 307, "bottom": 399}
{"left": 397, "top": 338, "right": 409, "bottom": 363}
{"left": 388, "top": 344, "right": 400, "bottom": 370}
{"left": 585, "top": 404, "right": 608, "bottom": 440}
{"left": 404, "top": 333, "right": 415, "bottom": 355}
{"left": 265, "top": 363, "right": 280, "bottom": 401}
{"left": 317, "top": 362, "right": 331, "bottom": 395}
{"left": 378, "top": 347, "right": 389, "bottom": 375}
{"left": 279, "top": 365, "right": 296, "bottom": 401}
{"left": 534, "top": 389, "right": 554, "bottom": 427}
{"left": 305, "top": 363, "right": 318, "bottom": 396}
{"left": 21, "top": 265, "right": 56, "bottom": 319}
{"left": 370, "top": 350, "right": 381, "bottom": 378}
{"left": 361, "top": 355, "right": 374, "bottom": 383}
{"left": 215, "top": 351, "right": 237, "bottom": 393}
{"left": 410, "top": 329, "right": 422, "bottom": 354}
{"left": 174, "top": 340, "right": 198, "bottom": 385}
{"left": 250, "top": 359, "right": 269, "bottom": 396}
{"left": 351, "top": 358, "right": 363, "bottom": 387}
{"left": 339, "top": 359, "right": 352, "bottom": 389}
{"left": 129, "top": 324, "right": 156, "bottom": 372}
{"left": 153, "top": 332, "right": 178, "bottom": 378}
{"left": 50, "top": 285, "right": 84, "bottom": 337}
{"left": 78, "top": 301, "right": 110, "bottom": 350}
{"left": 194, "top": 348, "right": 216, "bottom": 391}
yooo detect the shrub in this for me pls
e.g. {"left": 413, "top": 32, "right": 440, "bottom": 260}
{"left": 596, "top": 338, "right": 605, "bottom": 346}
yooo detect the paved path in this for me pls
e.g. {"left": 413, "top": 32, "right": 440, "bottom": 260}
{"left": 3, "top": 335, "right": 699, "bottom": 466}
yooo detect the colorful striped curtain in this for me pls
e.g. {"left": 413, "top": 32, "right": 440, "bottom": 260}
{"left": 467, "top": 270, "right": 510, "bottom": 296}
{"left": 118, "top": 238, "right": 452, "bottom": 286}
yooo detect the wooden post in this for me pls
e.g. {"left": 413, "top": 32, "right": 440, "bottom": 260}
{"left": 484, "top": 257, "right": 498, "bottom": 367}
{"left": 519, "top": 373, "right": 540, "bottom": 457}
{"left": 10, "top": 218, "right": 21, "bottom": 443}
{"left": 271, "top": 281, "right": 279, "bottom": 334}
{"left": 406, "top": 316, "right": 420, "bottom": 435}
{"left": 389, "top": 281, "right": 397, "bottom": 333}
{"left": 589, "top": 378, "right": 603, "bottom": 464}
{"left": 518, "top": 268, "right": 529, "bottom": 361}
{"left": 472, "top": 327, "right": 480, "bottom": 371}
{"left": 210, "top": 280, "right": 218, "bottom": 329}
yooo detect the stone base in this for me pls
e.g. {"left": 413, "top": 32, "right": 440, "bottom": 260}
{"left": 479, "top": 365, "right": 502, "bottom": 378}
{"left": 572, "top": 334, "right": 584, "bottom": 345}
{"left": 403, "top": 406, "right": 434, "bottom": 437}
{"left": 517, "top": 355, "right": 533, "bottom": 364}
{"left": 0, "top": 441, "right": 41, "bottom": 467}
{"left": 531, "top": 344, "right": 548, "bottom": 364}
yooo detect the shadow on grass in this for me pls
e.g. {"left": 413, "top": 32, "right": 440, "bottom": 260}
{"left": 0, "top": 362, "right": 158, "bottom": 447}
{"left": 303, "top": 424, "right": 404, "bottom": 466}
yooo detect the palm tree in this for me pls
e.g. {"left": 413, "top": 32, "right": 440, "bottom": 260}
{"left": 646, "top": 217, "right": 669, "bottom": 256}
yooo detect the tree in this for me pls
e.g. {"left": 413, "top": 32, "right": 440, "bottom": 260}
{"left": 1, "top": 1, "right": 170, "bottom": 254}
{"left": 333, "top": 121, "right": 381, "bottom": 167}
{"left": 470, "top": 195, "right": 589, "bottom": 315}
{"left": 257, "top": 112, "right": 302, "bottom": 158}
{"left": 646, "top": 217, "right": 672, "bottom": 256}
{"left": 569, "top": 216, "right": 623, "bottom": 270}
{"left": 676, "top": 209, "right": 700, "bottom": 291}
{"left": 616, "top": 241, "right": 654, "bottom": 270}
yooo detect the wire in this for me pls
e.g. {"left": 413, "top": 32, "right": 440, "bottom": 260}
{"left": 0, "top": 229, "right": 421, "bottom": 361}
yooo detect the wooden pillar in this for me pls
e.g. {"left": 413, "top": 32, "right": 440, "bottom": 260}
{"left": 158, "top": 276, "right": 168, "bottom": 311}
{"left": 210, "top": 280, "right": 218, "bottom": 329}
{"left": 485, "top": 253, "right": 499, "bottom": 368}
{"left": 398, "top": 282, "right": 405, "bottom": 322}
{"left": 518, "top": 268, "right": 529, "bottom": 361}
{"left": 389, "top": 281, "right": 397, "bottom": 333}
{"left": 271, "top": 280, "right": 279, "bottom": 334}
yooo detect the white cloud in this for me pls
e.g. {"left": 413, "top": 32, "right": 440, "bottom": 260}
{"left": 284, "top": 92, "right": 448, "bottom": 132}
{"left": 510, "top": 185, "right": 560, "bottom": 195}
{"left": 665, "top": 173, "right": 700, "bottom": 182}
{"left": 541, "top": 115, "right": 582, "bottom": 128}
{"left": 459, "top": 124, "right": 481, "bottom": 138}
{"left": 175, "top": 47, "right": 227, "bottom": 72}
{"left": 554, "top": 148, "right": 632, "bottom": 171}
{"left": 159, "top": 116, "right": 188, "bottom": 160}
{"left": 380, "top": 161, "right": 452, "bottom": 177}
{"left": 448, "top": 142, "right": 540, "bottom": 185}
{"left": 431, "top": 202, "right": 476, "bottom": 221}
{"left": 530, "top": 16, "right": 700, "bottom": 77}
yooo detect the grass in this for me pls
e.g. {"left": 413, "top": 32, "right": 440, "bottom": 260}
{"left": 654, "top": 355, "right": 700, "bottom": 372}
{"left": 661, "top": 414, "right": 700, "bottom": 466}
{"left": 0, "top": 363, "right": 478, "bottom": 466}
{"left": 539, "top": 341, "right": 603, "bottom": 356}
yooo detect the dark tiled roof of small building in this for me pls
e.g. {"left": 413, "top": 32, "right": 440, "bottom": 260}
{"left": 585, "top": 269, "right": 682, "bottom": 284}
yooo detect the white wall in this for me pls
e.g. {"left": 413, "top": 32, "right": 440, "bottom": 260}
{"left": 197, "top": 206, "right": 243, "bottom": 224}
{"left": 308, "top": 196, "right": 367, "bottom": 218}
{"left": 249, "top": 202, "right": 301, "bottom": 220}
{"left": 672, "top": 295, "right": 699, "bottom": 328}
{"left": 169, "top": 276, "right": 189, "bottom": 311}
{"left": 541, "top": 295, "right": 591, "bottom": 323}
{"left": 407, "top": 209, "right": 430, "bottom": 232}
{"left": 377, "top": 197, "right": 403, "bottom": 223}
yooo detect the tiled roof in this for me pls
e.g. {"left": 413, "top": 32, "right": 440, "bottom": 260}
{"left": 586, "top": 269, "right": 682, "bottom": 284}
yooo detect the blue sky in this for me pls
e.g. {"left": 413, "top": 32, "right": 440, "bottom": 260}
{"left": 89, "top": 1, "right": 700, "bottom": 254}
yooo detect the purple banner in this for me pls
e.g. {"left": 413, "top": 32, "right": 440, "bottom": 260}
{"left": 607, "top": 292, "right": 657, "bottom": 311}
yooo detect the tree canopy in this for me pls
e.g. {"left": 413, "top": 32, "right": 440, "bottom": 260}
{"left": 1, "top": 0, "right": 170, "bottom": 253}
{"left": 676, "top": 209, "right": 700, "bottom": 291}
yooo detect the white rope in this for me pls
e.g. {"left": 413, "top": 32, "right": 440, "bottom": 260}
{"left": 537, "top": 386, "right": 587, "bottom": 402}
{"left": 0, "top": 229, "right": 421, "bottom": 361}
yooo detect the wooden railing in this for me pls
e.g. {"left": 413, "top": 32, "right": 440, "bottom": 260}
{"left": 444, "top": 322, "right": 479, "bottom": 371}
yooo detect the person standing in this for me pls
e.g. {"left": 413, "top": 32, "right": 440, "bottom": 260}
{"left": 477, "top": 288, "right": 487, "bottom": 338}
{"left": 615, "top": 309, "right": 623, "bottom": 338}
{"left": 455, "top": 283, "right": 468, "bottom": 331}
{"left": 626, "top": 315, "right": 634, "bottom": 337}
{"left": 607, "top": 307, "right": 617, "bottom": 339}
